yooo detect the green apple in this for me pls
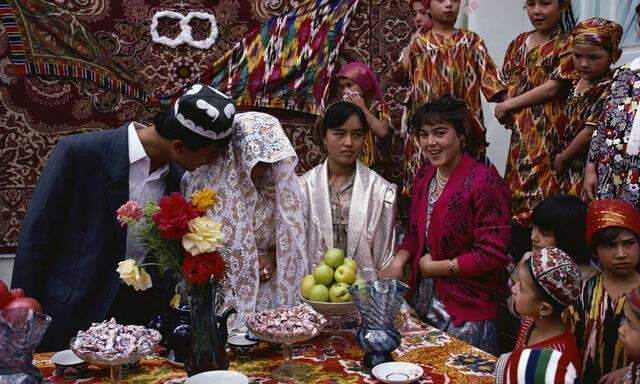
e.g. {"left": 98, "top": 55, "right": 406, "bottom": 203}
{"left": 334, "top": 265, "right": 356, "bottom": 285}
{"left": 323, "top": 248, "right": 345, "bottom": 269}
{"left": 351, "top": 278, "right": 367, "bottom": 291}
{"left": 318, "top": 260, "right": 327, "bottom": 267}
{"left": 308, "top": 284, "right": 330, "bottom": 302}
{"left": 343, "top": 257, "right": 358, "bottom": 273}
{"left": 313, "top": 264, "right": 334, "bottom": 286}
{"left": 329, "top": 282, "right": 352, "bottom": 303}
{"left": 299, "top": 274, "right": 316, "bottom": 299}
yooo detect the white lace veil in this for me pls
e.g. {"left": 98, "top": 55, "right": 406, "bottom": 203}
{"left": 182, "top": 112, "right": 307, "bottom": 329}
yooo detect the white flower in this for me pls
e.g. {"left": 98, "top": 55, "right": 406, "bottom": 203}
{"left": 182, "top": 216, "right": 224, "bottom": 255}
{"left": 116, "top": 259, "right": 153, "bottom": 291}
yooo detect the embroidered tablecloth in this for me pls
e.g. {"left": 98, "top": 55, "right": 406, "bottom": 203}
{"left": 35, "top": 325, "right": 495, "bottom": 383}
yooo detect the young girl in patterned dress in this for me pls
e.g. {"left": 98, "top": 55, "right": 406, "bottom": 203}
{"left": 568, "top": 199, "right": 640, "bottom": 384}
{"left": 555, "top": 18, "right": 622, "bottom": 198}
{"left": 494, "top": 0, "right": 575, "bottom": 259}
{"left": 337, "top": 62, "right": 394, "bottom": 176}
{"left": 397, "top": 0, "right": 507, "bottom": 196}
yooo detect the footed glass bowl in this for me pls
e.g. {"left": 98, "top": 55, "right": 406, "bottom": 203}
{"left": 69, "top": 337, "right": 157, "bottom": 383}
{"left": 246, "top": 323, "right": 324, "bottom": 381}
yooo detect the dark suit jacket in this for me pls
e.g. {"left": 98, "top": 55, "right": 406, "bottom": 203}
{"left": 12, "top": 124, "right": 184, "bottom": 352}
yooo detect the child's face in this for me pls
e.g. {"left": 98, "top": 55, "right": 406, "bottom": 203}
{"left": 619, "top": 303, "right": 640, "bottom": 361}
{"left": 412, "top": 2, "right": 431, "bottom": 30}
{"left": 525, "top": 0, "right": 567, "bottom": 34}
{"left": 596, "top": 229, "right": 640, "bottom": 277}
{"left": 531, "top": 226, "right": 557, "bottom": 253}
{"left": 339, "top": 77, "right": 365, "bottom": 99}
{"left": 428, "top": 0, "right": 460, "bottom": 26}
{"left": 572, "top": 43, "right": 613, "bottom": 81}
{"left": 511, "top": 263, "right": 545, "bottom": 317}
{"left": 417, "top": 121, "right": 463, "bottom": 169}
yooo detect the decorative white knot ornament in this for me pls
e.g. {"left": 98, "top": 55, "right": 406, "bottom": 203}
{"left": 150, "top": 11, "right": 218, "bottom": 49}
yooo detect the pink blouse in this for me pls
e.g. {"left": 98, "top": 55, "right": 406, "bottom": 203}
{"left": 400, "top": 154, "right": 512, "bottom": 325}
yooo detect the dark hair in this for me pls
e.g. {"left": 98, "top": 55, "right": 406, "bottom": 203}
{"left": 531, "top": 195, "right": 589, "bottom": 264}
{"left": 320, "top": 101, "right": 370, "bottom": 137}
{"left": 154, "top": 108, "right": 231, "bottom": 152}
{"left": 559, "top": 0, "right": 576, "bottom": 31}
{"left": 526, "top": 259, "right": 568, "bottom": 315}
{"left": 411, "top": 95, "right": 470, "bottom": 137}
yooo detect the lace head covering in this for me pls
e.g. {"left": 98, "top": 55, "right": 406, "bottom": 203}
{"left": 182, "top": 112, "right": 307, "bottom": 328}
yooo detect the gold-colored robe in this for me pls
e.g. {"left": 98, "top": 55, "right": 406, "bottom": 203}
{"left": 300, "top": 160, "right": 397, "bottom": 280}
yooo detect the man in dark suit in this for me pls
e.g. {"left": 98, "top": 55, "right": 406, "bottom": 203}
{"left": 12, "top": 84, "right": 237, "bottom": 352}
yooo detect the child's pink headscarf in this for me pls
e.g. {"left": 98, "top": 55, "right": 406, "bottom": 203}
{"left": 411, "top": 0, "right": 433, "bottom": 30}
{"left": 337, "top": 62, "right": 383, "bottom": 100}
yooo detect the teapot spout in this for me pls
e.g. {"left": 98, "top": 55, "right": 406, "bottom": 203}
{"left": 217, "top": 307, "right": 237, "bottom": 343}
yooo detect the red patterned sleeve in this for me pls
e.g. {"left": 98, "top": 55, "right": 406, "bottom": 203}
{"left": 455, "top": 167, "right": 512, "bottom": 277}
{"left": 472, "top": 33, "right": 507, "bottom": 102}
{"left": 551, "top": 35, "right": 577, "bottom": 81}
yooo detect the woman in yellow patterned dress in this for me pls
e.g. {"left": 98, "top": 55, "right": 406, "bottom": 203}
{"left": 398, "top": 0, "right": 507, "bottom": 196}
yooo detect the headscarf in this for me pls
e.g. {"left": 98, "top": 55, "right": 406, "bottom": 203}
{"left": 495, "top": 348, "right": 579, "bottom": 384}
{"left": 585, "top": 199, "right": 640, "bottom": 244}
{"left": 410, "top": 0, "right": 433, "bottom": 31}
{"left": 527, "top": 247, "right": 582, "bottom": 308}
{"left": 572, "top": 17, "right": 623, "bottom": 63}
{"left": 337, "top": 62, "right": 383, "bottom": 100}
{"left": 182, "top": 112, "right": 307, "bottom": 329}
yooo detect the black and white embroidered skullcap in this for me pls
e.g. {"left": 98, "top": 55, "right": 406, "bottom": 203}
{"left": 172, "top": 83, "right": 236, "bottom": 140}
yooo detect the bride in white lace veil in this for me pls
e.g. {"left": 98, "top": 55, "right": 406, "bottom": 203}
{"left": 182, "top": 112, "right": 307, "bottom": 329}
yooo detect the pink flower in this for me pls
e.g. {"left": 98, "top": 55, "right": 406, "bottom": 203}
{"left": 117, "top": 201, "right": 144, "bottom": 226}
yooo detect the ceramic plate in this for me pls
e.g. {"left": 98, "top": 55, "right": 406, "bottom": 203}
{"left": 52, "top": 350, "right": 84, "bottom": 366}
{"left": 372, "top": 362, "right": 423, "bottom": 384}
{"left": 185, "top": 370, "right": 249, "bottom": 384}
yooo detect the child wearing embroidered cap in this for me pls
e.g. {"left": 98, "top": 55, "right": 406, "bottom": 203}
{"left": 510, "top": 247, "right": 583, "bottom": 373}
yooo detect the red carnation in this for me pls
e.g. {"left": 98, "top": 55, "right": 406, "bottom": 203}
{"left": 152, "top": 192, "right": 201, "bottom": 239}
{"left": 182, "top": 251, "right": 226, "bottom": 285}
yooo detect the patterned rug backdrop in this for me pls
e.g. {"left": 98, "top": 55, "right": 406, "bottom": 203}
{"left": 0, "top": 0, "right": 412, "bottom": 252}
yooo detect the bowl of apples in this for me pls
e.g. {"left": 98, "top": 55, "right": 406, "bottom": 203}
{"left": 299, "top": 248, "right": 365, "bottom": 319}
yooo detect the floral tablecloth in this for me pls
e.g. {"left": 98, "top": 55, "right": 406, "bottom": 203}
{"left": 35, "top": 325, "right": 495, "bottom": 383}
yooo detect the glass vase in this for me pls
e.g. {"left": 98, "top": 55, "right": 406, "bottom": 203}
{"left": 184, "top": 280, "right": 229, "bottom": 376}
{"left": 349, "top": 279, "right": 409, "bottom": 368}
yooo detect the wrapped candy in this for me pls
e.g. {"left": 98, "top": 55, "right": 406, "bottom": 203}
{"left": 246, "top": 304, "right": 327, "bottom": 339}
{"left": 71, "top": 319, "right": 161, "bottom": 362}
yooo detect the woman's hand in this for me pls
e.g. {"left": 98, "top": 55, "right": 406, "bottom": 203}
{"left": 583, "top": 162, "right": 598, "bottom": 202}
{"left": 258, "top": 249, "right": 276, "bottom": 282}
{"left": 343, "top": 92, "right": 367, "bottom": 109}
{"left": 597, "top": 367, "right": 626, "bottom": 384}
{"left": 380, "top": 258, "right": 406, "bottom": 280}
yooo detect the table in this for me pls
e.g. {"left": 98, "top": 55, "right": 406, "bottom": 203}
{"left": 35, "top": 324, "right": 496, "bottom": 383}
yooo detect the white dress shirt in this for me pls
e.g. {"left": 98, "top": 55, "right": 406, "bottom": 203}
{"left": 126, "top": 122, "right": 170, "bottom": 262}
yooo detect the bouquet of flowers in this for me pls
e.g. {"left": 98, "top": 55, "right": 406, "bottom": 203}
{"left": 116, "top": 188, "right": 225, "bottom": 302}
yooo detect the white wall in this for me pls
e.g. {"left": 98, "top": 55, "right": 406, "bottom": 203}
{"left": 0, "top": 255, "right": 13, "bottom": 287}
{"left": 469, "top": 0, "right": 531, "bottom": 175}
